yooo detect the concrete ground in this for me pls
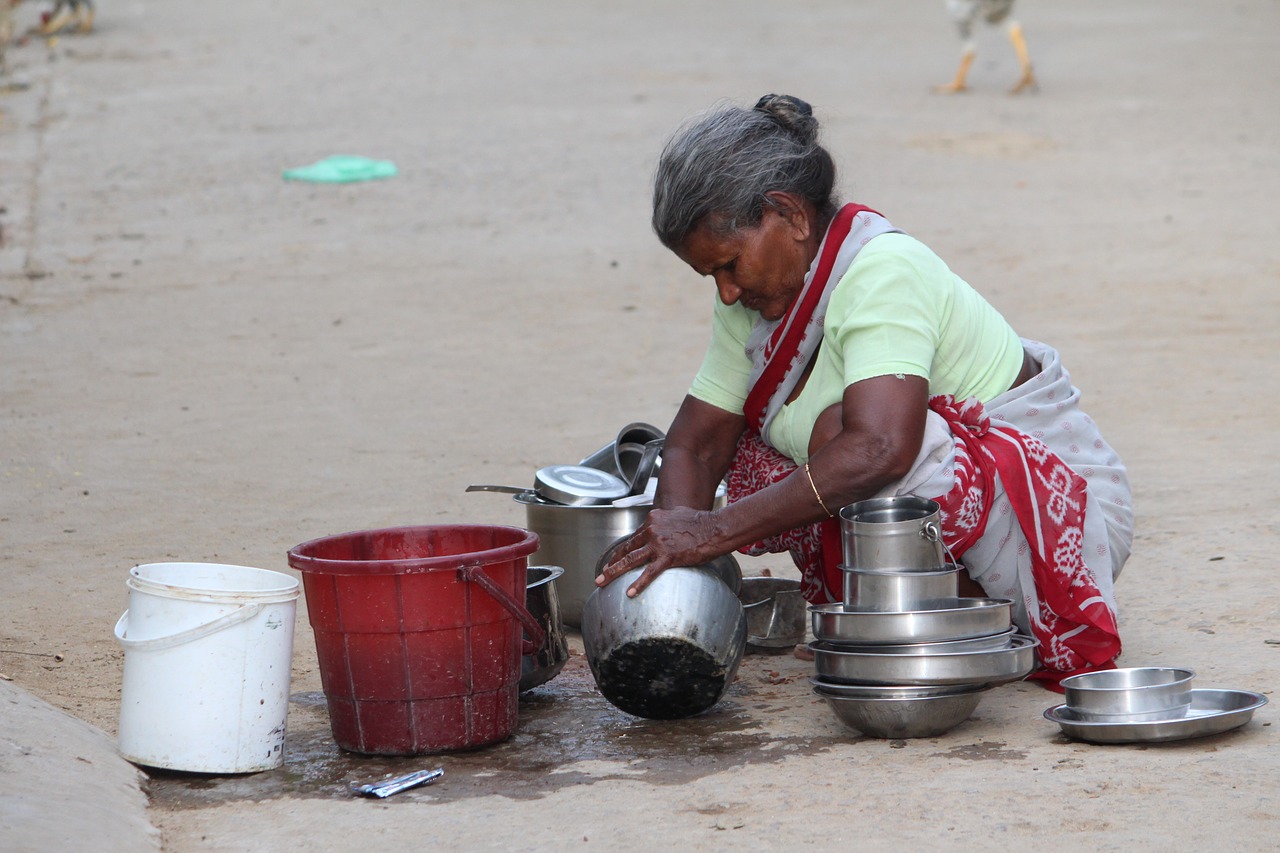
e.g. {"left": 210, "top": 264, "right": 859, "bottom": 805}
{"left": 1, "top": 1, "right": 1277, "bottom": 850}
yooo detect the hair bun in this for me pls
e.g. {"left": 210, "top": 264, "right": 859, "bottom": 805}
{"left": 752, "top": 94, "right": 818, "bottom": 144}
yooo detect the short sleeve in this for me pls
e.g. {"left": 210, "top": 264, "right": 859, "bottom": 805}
{"left": 827, "top": 242, "right": 948, "bottom": 387}
{"left": 688, "top": 295, "right": 755, "bottom": 415}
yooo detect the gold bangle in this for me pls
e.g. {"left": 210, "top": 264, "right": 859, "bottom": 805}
{"left": 804, "top": 462, "right": 834, "bottom": 518}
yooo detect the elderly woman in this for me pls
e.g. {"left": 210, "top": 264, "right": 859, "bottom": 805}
{"left": 597, "top": 94, "right": 1134, "bottom": 681}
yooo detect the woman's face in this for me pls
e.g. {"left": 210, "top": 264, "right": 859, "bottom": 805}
{"left": 676, "top": 199, "right": 817, "bottom": 322}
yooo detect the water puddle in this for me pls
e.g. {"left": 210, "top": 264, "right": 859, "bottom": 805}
{"left": 146, "top": 654, "right": 839, "bottom": 807}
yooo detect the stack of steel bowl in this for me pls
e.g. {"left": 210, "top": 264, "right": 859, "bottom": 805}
{"left": 808, "top": 496, "right": 1036, "bottom": 738}
{"left": 1042, "top": 666, "right": 1268, "bottom": 744}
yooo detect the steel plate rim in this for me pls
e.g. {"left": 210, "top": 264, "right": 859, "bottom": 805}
{"left": 809, "top": 598, "right": 1014, "bottom": 645}
{"left": 810, "top": 634, "right": 1037, "bottom": 686}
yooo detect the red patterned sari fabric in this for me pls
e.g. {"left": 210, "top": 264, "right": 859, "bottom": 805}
{"left": 724, "top": 432, "right": 841, "bottom": 605}
{"left": 926, "top": 396, "right": 1121, "bottom": 679}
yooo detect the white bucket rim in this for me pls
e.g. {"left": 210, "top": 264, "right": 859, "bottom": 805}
{"left": 129, "top": 562, "right": 300, "bottom": 604}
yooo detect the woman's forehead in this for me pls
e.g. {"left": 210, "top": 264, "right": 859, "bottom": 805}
{"left": 677, "top": 226, "right": 742, "bottom": 273}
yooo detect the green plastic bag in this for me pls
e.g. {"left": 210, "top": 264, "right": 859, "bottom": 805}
{"left": 282, "top": 155, "right": 398, "bottom": 183}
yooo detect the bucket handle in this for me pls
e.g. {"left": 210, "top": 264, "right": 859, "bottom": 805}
{"left": 114, "top": 603, "right": 265, "bottom": 652}
{"left": 458, "top": 564, "right": 546, "bottom": 655}
{"left": 921, "top": 522, "right": 960, "bottom": 567}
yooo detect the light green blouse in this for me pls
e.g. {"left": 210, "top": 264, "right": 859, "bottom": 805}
{"left": 688, "top": 233, "right": 1024, "bottom": 463}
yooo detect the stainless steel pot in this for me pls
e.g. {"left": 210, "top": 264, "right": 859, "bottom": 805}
{"left": 581, "top": 566, "right": 747, "bottom": 719}
{"left": 840, "top": 496, "right": 948, "bottom": 571}
{"left": 515, "top": 489, "right": 731, "bottom": 629}
{"left": 519, "top": 566, "right": 570, "bottom": 692}
{"left": 515, "top": 493, "right": 652, "bottom": 628}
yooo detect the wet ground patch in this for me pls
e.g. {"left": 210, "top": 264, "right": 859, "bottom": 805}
{"left": 146, "top": 654, "right": 838, "bottom": 807}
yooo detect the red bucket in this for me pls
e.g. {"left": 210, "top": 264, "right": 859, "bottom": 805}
{"left": 287, "top": 524, "right": 543, "bottom": 755}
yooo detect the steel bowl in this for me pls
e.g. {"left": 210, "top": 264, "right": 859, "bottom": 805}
{"left": 1060, "top": 666, "right": 1196, "bottom": 720}
{"left": 840, "top": 565, "right": 959, "bottom": 611}
{"left": 820, "top": 626, "right": 1017, "bottom": 656}
{"left": 813, "top": 684, "right": 987, "bottom": 738}
{"left": 519, "top": 566, "right": 569, "bottom": 692}
{"left": 581, "top": 566, "right": 747, "bottom": 720}
{"left": 810, "top": 634, "right": 1038, "bottom": 686}
{"left": 810, "top": 598, "right": 1014, "bottom": 645}
{"left": 738, "top": 577, "right": 806, "bottom": 651}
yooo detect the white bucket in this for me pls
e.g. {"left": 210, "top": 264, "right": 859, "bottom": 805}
{"left": 115, "top": 562, "right": 299, "bottom": 773}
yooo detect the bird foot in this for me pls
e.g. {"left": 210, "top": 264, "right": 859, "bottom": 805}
{"left": 934, "top": 81, "right": 969, "bottom": 95}
{"left": 1008, "top": 71, "right": 1039, "bottom": 95}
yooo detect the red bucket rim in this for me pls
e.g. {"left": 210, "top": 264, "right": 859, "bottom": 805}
{"left": 286, "top": 524, "right": 538, "bottom": 575}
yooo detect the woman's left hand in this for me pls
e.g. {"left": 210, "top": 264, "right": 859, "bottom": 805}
{"left": 595, "top": 507, "right": 725, "bottom": 597}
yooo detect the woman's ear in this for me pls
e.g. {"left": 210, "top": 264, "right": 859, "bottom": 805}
{"left": 762, "top": 190, "right": 812, "bottom": 241}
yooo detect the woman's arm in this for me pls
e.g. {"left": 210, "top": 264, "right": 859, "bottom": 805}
{"left": 598, "top": 374, "right": 929, "bottom": 597}
{"left": 653, "top": 395, "right": 746, "bottom": 511}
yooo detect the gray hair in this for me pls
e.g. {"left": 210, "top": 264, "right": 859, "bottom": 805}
{"left": 652, "top": 94, "right": 839, "bottom": 251}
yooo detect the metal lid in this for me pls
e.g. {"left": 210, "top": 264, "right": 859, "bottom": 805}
{"left": 535, "top": 465, "right": 630, "bottom": 506}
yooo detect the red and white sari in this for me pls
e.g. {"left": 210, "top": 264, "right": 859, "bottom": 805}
{"left": 723, "top": 204, "right": 1132, "bottom": 685}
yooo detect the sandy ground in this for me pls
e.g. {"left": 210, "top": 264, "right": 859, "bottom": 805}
{"left": 1, "top": 0, "right": 1278, "bottom": 850}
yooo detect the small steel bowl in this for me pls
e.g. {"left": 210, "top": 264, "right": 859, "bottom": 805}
{"left": 810, "top": 598, "right": 1014, "bottom": 645}
{"left": 738, "top": 577, "right": 806, "bottom": 651}
{"left": 813, "top": 684, "right": 986, "bottom": 738}
{"left": 1060, "top": 666, "right": 1196, "bottom": 720}
{"left": 840, "top": 564, "right": 959, "bottom": 611}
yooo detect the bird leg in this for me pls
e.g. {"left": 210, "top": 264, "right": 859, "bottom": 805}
{"left": 936, "top": 45, "right": 975, "bottom": 94}
{"left": 37, "top": 1, "right": 73, "bottom": 35}
{"left": 1006, "top": 22, "right": 1037, "bottom": 94}
{"left": 74, "top": 3, "right": 93, "bottom": 33}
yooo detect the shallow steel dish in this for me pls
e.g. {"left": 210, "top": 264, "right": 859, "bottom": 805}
{"left": 810, "top": 678, "right": 989, "bottom": 700}
{"left": 1045, "top": 689, "right": 1267, "bottom": 744}
{"left": 813, "top": 684, "right": 986, "bottom": 738}
{"left": 810, "top": 634, "right": 1037, "bottom": 686}
{"left": 823, "top": 626, "right": 1016, "bottom": 656}
{"left": 810, "top": 598, "right": 1013, "bottom": 645}
{"left": 1060, "top": 666, "right": 1195, "bottom": 720}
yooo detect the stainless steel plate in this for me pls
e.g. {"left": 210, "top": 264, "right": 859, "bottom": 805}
{"left": 811, "top": 634, "right": 1037, "bottom": 686}
{"left": 810, "top": 598, "right": 1014, "bottom": 645}
{"left": 819, "top": 626, "right": 1016, "bottom": 656}
{"left": 810, "top": 678, "right": 989, "bottom": 700}
{"left": 1044, "top": 688, "right": 1267, "bottom": 744}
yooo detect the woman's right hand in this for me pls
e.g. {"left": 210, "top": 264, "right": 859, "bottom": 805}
{"left": 595, "top": 507, "right": 726, "bottom": 598}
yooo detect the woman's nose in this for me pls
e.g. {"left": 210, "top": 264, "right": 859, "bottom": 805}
{"left": 714, "top": 274, "right": 741, "bottom": 305}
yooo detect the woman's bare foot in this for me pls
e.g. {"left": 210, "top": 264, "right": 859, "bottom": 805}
{"left": 793, "top": 643, "right": 814, "bottom": 662}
